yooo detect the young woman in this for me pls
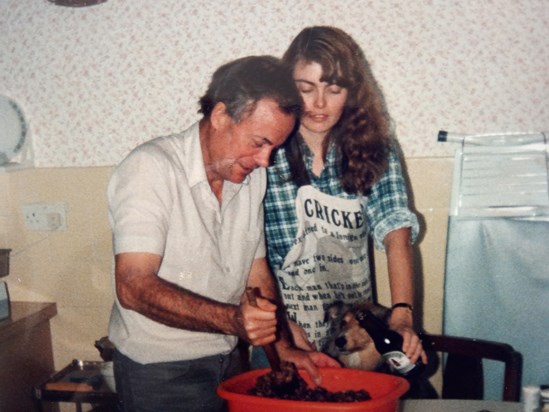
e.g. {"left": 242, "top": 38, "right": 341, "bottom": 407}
{"left": 253, "top": 26, "right": 426, "bottom": 369}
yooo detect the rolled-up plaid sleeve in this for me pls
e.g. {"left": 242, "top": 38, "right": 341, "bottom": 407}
{"left": 363, "top": 150, "right": 420, "bottom": 251}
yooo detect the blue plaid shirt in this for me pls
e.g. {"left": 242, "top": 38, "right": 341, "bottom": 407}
{"left": 265, "top": 139, "right": 419, "bottom": 272}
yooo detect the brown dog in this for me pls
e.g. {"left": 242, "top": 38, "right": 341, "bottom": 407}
{"left": 323, "top": 301, "right": 439, "bottom": 400}
{"left": 322, "top": 301, "right": 391, "bottom": 370}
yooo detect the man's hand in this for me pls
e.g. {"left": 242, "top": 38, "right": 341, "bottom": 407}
{"left": 237, "top": 293, "right": 278, "bottom": 347}
{"left": 276, "top": 345, "right": 341, "bottom": 386}
{"left": 287, "top": 319, "right": 316, "bottom": 351}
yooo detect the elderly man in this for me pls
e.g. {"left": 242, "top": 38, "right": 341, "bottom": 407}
{"left": 107, "top": 55, "right": 338, "bottom": 412}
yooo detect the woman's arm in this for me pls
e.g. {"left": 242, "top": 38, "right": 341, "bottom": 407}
{"left": 384, "top": 227, "right": 427, "bottom": 364}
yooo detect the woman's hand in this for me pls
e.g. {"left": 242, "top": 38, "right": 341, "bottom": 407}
{"left": 389, "top": 308, "right": 427, "bottom": 365}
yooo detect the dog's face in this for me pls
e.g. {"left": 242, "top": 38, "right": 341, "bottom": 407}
{"left": 323, "top": 301, "right": 390, "bottom": 370}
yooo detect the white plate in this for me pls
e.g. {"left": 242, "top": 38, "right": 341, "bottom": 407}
{"left": 0, "top": 95, "right": 28, "bottom": 166}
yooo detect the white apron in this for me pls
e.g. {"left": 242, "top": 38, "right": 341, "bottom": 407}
{"left": 276, "top": 185, "right": 373, "bottom": 350}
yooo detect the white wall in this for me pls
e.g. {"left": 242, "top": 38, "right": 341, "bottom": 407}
{"left": 1, "top": 0, "right": 547, "bottom": 168}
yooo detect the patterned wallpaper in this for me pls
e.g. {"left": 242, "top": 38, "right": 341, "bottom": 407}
{"left": 1, "top": 0, "right": 548, "bottom": 167}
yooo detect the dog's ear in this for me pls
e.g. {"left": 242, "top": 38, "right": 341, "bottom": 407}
{"left": 324, "top": 300, "right": 348, "bottom": 323}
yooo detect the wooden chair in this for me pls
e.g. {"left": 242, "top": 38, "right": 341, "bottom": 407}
{"left": 420, "top": 333, "right": 523, "bottom": 402}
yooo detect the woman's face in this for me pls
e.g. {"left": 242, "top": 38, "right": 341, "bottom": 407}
{"left": 293, "top": 60, "right": 348, "bottom": 140}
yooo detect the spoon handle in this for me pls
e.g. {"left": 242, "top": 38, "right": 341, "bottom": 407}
{"left": 246, "top": 287, "right": 282, "bottom": 372}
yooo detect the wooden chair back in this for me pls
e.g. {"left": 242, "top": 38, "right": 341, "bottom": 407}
{"left": 420, "top": 333, "right": 522, "bottom": 402}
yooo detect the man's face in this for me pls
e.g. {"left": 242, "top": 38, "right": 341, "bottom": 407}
{"left": 207, "top": 98, "right": 295, "bottom": 184}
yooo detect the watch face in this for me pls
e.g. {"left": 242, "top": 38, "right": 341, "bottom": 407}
{"left": 47, "top": 0, "right": 107, "bottom": 6}
{"left": 0, "top": 96, "right": 27, "bottom": 166}
{"left": 0, "top": 249, "right": 10, "bottom": 277}
{"left": 0, "top": 282, "right": 9, "bottom": 320}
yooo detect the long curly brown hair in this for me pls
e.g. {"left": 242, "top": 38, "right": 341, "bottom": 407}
{"left": 282, "top": 26, "right": 393, "bottom": 194}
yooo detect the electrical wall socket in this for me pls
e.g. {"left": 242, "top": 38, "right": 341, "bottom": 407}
{"left": 23, "top": 203, "right": 67, "bottom": 231}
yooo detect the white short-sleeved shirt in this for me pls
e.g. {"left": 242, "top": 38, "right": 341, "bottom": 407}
{"left": 107, "top": 122, "right": 266, "bottom": 364}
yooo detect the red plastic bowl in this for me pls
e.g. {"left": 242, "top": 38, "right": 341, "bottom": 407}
{"left": 217, "top": 367, "right": 410, "bottom": 412}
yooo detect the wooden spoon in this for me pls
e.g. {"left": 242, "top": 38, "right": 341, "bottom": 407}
{"left": 246, "top": 287, "right": 302, "bottom": 396}
{"left": 246, "top": 287, "right": 282, "bottom": 370}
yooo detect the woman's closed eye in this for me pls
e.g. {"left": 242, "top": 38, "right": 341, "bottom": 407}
{"left": 298, "top": 86, "right": 315, "bottom": 94}
{"left": 327, "top": 85, "right": 344, "bottom": 94}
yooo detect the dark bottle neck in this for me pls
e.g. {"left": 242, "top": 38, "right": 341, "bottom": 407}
{"left": 355, "top": 310, "right": 387, "bottom": 337}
